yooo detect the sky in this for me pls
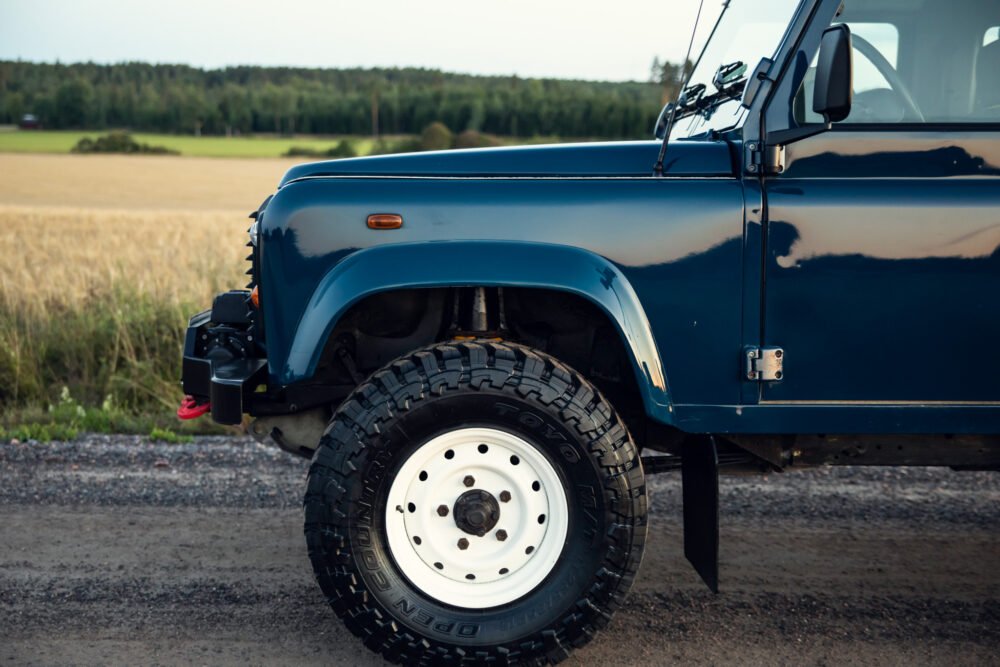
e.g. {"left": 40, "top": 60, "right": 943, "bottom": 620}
{"left": 0, "top": 0, "right": 711, "bottom": 82}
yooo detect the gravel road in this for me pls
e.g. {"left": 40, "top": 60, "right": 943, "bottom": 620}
{"left": 2, "top": 435, "right": 998, "bottom": 666}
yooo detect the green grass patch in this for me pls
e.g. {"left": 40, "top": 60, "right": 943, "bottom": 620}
{"left": 0, "top": 129, "right": 588, "bottom": 159}
{"left": 148, "top": 426, "right": 194, "bottom": 444}
{"left": 0, "top": 129, "right": 410, "bottom": 158}
{"left": 0, "top": 288, "right": 231, "bottom": 441}
{"left": 0, "top": 389, "right": 216, "bottom": 442}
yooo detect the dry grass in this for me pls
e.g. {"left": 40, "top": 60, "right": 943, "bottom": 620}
{"left": 0, "top": 153, "right": 296, "bottom": 427}
{"left": 0, "top": 153, "right": 297, "bottom": 210}
{"left": 0, "top": 152, "right": 297, "bottom": 308}
{"left": 0, "top": 206, "right": 250, "bottom": 311}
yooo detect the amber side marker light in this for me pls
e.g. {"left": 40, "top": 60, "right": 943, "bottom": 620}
{"left": 367, "top": 213, "right": 403, "bottom": 230}
{"left": 250, "top": 286, "right": 260, "bottom": 308}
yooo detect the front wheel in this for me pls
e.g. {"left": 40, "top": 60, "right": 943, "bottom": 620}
{"left": 304, "top": 341, "right": 646, "bottom": 665}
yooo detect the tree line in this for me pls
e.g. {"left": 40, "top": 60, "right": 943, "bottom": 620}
{"left": 0, "top": 60, "right": 687, "bottom": 139}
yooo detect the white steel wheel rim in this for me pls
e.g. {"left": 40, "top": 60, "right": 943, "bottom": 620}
{"left": 385, "top": 427, "right": 569, "bottom": 609}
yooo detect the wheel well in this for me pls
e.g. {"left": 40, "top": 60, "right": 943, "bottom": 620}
{"left": 313, "top": 286, "right": 650, "bottom": 445}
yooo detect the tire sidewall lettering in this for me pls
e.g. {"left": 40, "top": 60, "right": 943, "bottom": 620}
{"left": 392, "top": 597, "right": 480, "bottom": 637}
{"left": 494, "top": 401, "right": 580, "bottom": 463}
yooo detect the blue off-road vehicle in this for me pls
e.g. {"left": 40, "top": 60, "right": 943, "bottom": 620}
{"left": 179, "top": 0, "right": 1000, "bottom": 662}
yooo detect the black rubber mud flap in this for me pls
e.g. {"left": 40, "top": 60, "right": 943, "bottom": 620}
{"left": 682, "top": 435, "right": 719, "bottom": 592}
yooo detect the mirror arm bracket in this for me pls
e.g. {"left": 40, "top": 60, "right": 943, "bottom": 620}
{"left": 765, "top": 121, "right": 831, "bottom": 146}
{"left": 745, "top": 122, "right": 831, "bottom": 176}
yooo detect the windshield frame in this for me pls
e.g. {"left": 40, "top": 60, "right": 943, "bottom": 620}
{"left": 678, "top": 0, "right": 808, "bottom": 138}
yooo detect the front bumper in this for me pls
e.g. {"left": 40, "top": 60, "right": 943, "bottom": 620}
{"left": 181, "top": 309, "right": 267, "bottom": 425}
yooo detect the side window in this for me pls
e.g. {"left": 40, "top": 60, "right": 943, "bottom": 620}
{"left": 839, "top": 22, "right": 901, "bottom": 123}
{"left": 795, "top": 0, "right": 1000, "bottom": 125}
{"left": 849, "top": 23, "right": 899, "bottom": 96}
{"left": 980, "top": 26, "right": 1000, "bottom": 118}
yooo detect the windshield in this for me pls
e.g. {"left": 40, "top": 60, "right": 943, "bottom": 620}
{"left": 679, "top": 0, "right": 803, "bottom": 137}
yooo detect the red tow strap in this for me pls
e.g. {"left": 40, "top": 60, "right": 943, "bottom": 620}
{"left": 177, "top": 395, "right": 210, "bottom": 420}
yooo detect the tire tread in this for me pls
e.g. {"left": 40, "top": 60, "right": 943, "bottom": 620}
{"left": 304, "top": 341, "right": 646, "bottom": 666}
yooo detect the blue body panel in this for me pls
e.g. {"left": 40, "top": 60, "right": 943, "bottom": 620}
{"left": 278, "top": 140, "right": 733, "bottom": 183}
{"left": 764, "top": 131, "right": 1000, "bottom": 403}
{"left": 260, "top": 142, "right": 744, "bottom": 425}
{"left": 256, "top": 126, "right": 1000, "bottom": 435}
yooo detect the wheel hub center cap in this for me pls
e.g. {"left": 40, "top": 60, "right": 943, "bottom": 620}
{"left": 453, "top": 489, "right": 500, "bottom": 536}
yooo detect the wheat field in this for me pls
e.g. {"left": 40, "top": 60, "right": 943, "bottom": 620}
{"left": 0, "top": 206, "right": 249, "bottom": 310}
{"left": 0, "top": 153, "right": 300, "bottom": 422}
{"left": 0, "top": 153, "right": 297, "bottom": 307}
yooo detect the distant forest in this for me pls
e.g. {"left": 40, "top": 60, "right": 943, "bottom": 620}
{"left": 0, "top": 60, "right": 685, "bottom": 139}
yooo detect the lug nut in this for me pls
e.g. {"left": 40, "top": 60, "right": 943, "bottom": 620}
{"left": 499, "top": 490, "right": 511, "bottom": 503}
{"left": 457, "top": 538, "right": 469, "bottom": 550}
{"left": 437, "top": 505, "right": 449, "bottom": 517}
{"left": 496, "top": 529, "right": 508, "bottom": 541}
{"left": 463, "top": 475, "right": 475, "bottom": 488}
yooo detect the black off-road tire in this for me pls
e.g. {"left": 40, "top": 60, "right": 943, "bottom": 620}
{"left": 304, "top": 341, "right": 647, "bottom": 665}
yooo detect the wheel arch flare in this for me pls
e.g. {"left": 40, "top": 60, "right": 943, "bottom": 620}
{"left": 270, "top": 240, "right": 673, "bottom": 424}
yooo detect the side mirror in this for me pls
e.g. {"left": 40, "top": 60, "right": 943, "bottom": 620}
{"left": 813, "top": 24, "right": 853, "bottom": 123}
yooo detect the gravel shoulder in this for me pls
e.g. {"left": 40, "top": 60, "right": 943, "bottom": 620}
{"left": 1, "top": 435, "right": 998, "bottom": 665}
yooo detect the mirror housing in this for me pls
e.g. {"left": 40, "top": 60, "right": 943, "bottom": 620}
{"left": 813, "top": 24, "right": 853, "bottom": 123}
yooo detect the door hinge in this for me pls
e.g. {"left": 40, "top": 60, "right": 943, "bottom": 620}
{"left": 745, "top": 347, "right": 784, "bottom": 381}
{"left": 744, "top": 142, "right": 785, "bottom": 175}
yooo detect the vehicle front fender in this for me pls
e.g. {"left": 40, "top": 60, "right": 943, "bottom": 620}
{"left": 274, "top": 241, "right": 673, "bottom": 422}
